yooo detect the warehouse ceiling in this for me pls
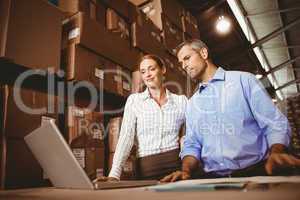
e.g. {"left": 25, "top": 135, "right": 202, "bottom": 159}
{"left": 179, "top": 0, "right": 300, "bottom": 100}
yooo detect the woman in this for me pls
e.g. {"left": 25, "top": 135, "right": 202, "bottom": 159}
{"left": 105, "top": 54, "right": 187, "bottom": 181}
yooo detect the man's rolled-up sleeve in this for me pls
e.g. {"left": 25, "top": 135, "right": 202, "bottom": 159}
{"left": 180, "top": 111, "right": 202, "bottom": 161}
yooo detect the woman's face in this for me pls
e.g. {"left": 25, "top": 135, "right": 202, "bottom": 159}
{"left": 139, "top": 58, "right": 166, "bottom": 89}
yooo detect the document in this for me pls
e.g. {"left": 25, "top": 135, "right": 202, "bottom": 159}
{"left": 146, "top": 176, "right": 300, "bottom": 192}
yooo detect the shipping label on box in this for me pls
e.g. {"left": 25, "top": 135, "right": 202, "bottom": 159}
{"left": 72, "top": 148, "right": 85, "bottom": 168}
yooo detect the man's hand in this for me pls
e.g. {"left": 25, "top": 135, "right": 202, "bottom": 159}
{"left": 265, "top": 144, "right": 300, "bottom": 175}
{"left": 93, "top": 176, "right": 119, "bottom": 183}
{"left": 160, "top": 155, "right": 201, "bottom": 182}
{"left": 160, "top": 170, "right": 191, "bottom": 182}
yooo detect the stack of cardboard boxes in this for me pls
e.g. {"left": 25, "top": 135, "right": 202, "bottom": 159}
{"left": 0, "top": 0, "right": 63, "bottom": 189}
{"left": 66, "top": 105, "right": 105, "bottom": 180}
{"left": 0, "top": 85, "right": 59, "bottom": 189}
{"left": 0, "top": 0, "right": 201, "bottom": 189}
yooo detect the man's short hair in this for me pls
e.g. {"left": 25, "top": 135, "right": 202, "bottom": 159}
{"left": 175, "top": 39, "right": 209, "bottom": 57}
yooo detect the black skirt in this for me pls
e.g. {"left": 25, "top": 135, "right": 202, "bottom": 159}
{"left": 136, "top": 149, "right": 181, "bottom": 180}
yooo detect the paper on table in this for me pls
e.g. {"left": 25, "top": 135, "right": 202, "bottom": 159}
{"left": 146, "top": 176, "right": 300, "bottom": 191}
{"left": 146, "top": 183, "right": 246, "bottom": 192}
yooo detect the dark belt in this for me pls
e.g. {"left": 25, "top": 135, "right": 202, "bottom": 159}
{"left": 136, "top": 149, "right": 181, "bottom": 180}
{"left": 204, "top": 159, "right": 267, "bottom": 178}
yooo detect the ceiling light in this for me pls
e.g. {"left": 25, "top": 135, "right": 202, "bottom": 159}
{"left": 216, "top": 15, "right": 231, "bottom": 34}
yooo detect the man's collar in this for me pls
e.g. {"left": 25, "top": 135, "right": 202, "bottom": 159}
{"left": 211, "top": 67, "right": 225, "bottom": 81}
{"left": 198, "top": 67, "right": 225, "bottom": 93}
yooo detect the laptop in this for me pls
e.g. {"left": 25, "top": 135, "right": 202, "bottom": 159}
{"left": 24, "top": 121, "right": 158, "bottom": 190}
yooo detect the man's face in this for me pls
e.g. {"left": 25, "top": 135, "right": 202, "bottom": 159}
{"left": 177, "top": 45, "right": 208, "bottom": 80}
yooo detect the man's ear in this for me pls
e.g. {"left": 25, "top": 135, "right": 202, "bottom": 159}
{"left": 162, "top": 66, "right": 167, "bottom": 74}
{"left": 200, "top": 48, "right": 209, "bottom": 60}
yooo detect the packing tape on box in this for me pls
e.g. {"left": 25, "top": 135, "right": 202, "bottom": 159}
{"left": 69, "top": 27, "right": 80, "bottom": 40}
{"left": 95, "top": 68, "right": 104, "bottom": 80}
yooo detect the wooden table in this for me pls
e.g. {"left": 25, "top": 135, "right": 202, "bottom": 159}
{"left": 0, "top": 183, "right": 300, "bottom": 200}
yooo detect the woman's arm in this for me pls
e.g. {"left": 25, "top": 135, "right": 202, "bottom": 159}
{"left": 108, "top": 95, "right": 137, "bottom": 180}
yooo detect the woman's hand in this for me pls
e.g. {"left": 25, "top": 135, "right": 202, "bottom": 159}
{"left": 93, "top": 176, "right": 119, "bottom": 183}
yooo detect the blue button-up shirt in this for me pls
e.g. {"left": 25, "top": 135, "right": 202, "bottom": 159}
{"left": 181, "top": 67, "right": 291, "bottom": 176}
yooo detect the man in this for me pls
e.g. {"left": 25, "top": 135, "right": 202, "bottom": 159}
{"left": 161, "top": 39, "right": 300, "bottom": 182}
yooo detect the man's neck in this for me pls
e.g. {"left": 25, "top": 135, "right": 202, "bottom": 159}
{"left": 200, "top": 62, "right": 218, "bottom": 83}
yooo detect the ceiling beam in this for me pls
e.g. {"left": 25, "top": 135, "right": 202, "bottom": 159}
{"left": 262, "top": 45, "right": 300, "bottom": 50}
{"left": 276, "top": 79, "right": 300, "bottom": 91}
{"left": 246, "top": 7, "right": 300, "bottom": 18}
{"left": 250, "top": 16, "right": 300, "bottom": 49}
{"left": 266, "top": 56, "right": 300, "bottom": 74}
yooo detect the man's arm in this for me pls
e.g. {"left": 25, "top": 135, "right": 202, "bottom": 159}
{"left": 244, "top": 74, "right": 300, "bottom": 174}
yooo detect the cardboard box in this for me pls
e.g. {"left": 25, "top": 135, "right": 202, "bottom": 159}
{"left": 140, "top": 0, "right": 184, "bottom": 30}
{"left": 58, "top": 0, "right": 106, "bottom": 26}
{"left": 66, "top": 106, "right": 105, "bottom": 179}
{"left": 62, "top": 44, "right": 131, "bottom": 97}
{"left": 72, "top": 147, "right": 105, "bottom": 179}
{"left": 66, "top": 106, "right": 105, "bottom": 148}
{"left": 162, "top": 53, "right": 187, "bottom": 95}
{"left": 121, "top": 67, "right": 132, "bottom": 97}
{"left": 131, "top": 8, "right": 165, "bottom": 57}
{"left": 183, "top": 31, "right": 193, "bottom": 41}
{"left": 0, "top": 0, "right": 63, "bottom": 71}
{"left": 62, "top": 12, "right": 141, "bottom": 70}
{"left": 131, "top": 70, "right": 145, "bottom": 93}
{"left": 107, "top": 117, "right": 122, "bottom": 153}
{"left": 58, "top": 0, "right": 92, "bottom": 15}
{"left": 165, "top": 67, "right": 187, "bottom": 95}
{"left": 99, "top": 0, "right": 130, "bottom": 21}
{"left": 106, "top": 8, "right": 130, "bottom": 41}
{"left": 162, "top": 14, "right": 184, "bottom": 55}
{"left": 4, "top": 87, "right": 58, "bottom": 139}
{"left": 3, "top": 139, "right": 48, "bottom": 189}
{"left": 181, "top": 10, "right": 200, "bottom": 39}
{"left": 128, "top": 0, "right": 149, "bottom": 6}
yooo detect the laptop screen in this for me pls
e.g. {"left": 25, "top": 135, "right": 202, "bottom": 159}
{"left": 24, "top": 121, "right": 94, "bottom": 189}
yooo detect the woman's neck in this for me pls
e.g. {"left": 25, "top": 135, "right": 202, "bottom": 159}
{"left": 149, "top": 86, "right": 167, "bottom": 107}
